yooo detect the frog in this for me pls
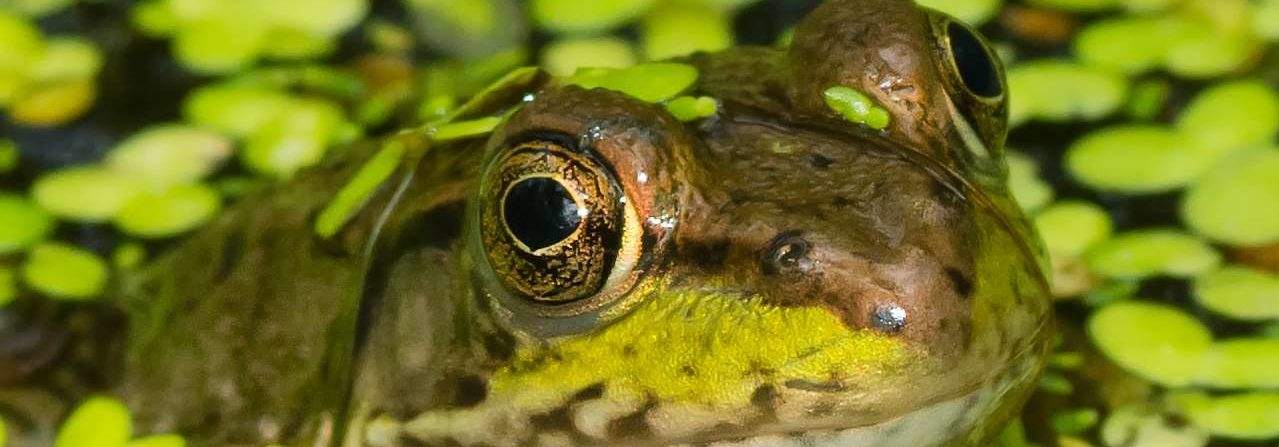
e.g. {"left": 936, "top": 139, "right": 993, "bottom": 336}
{"left": 0, "top": 0, "right": 1052, "bottom": 446}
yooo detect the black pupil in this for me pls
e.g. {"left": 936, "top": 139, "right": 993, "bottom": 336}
{"left": 947, "top": 22, "right": 1001, "bottom": 98}
{"left": 504, "top": 177, "right": 583, "bottom": 251}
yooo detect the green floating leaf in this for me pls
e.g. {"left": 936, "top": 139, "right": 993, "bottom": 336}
{"left": 1163, "top": 18, "right": 1257, "bottom": 79}
{"left": 0, "top": 193, "right": 54, "bottom": 255}
{"left": 22, "top": 243, "right": 109, "bottom": 301}
{"left": 184, "top": 83, "right": 293, "bottom": 138}
{"left": 1197, "top": 338, "right": 1279, "bottom": 389}
{"left": 124, "top": 434, "right": 186, "bottom": 447}
{"left": 114, "top": 183, "right": 222, "bottom": 239}
{"left": 1051, "top": 408, "right": 1099, "bottom": 435}
{"left": 540, "top": 37, "right": 636, "bottom": 77}
{"left": 1181, "top": 148, "right": 1279, "bottom": 246}
{"left": 314, "top": 140, "right": 406, "bottom": 238}
{"left": 1126, "top": 79, "right": 1169, "bottom": 121}
{"left": 262, "top": 0, "right": 368, "bottom": 36}
{"left": 1194, "top": 266, "right": 1279, "bottom": 321}
{"left": 429, "top": 116, "right": 502, "bottom": 142}
{"left": 1007, "top": 61, "right": 1128, "bottom": 126}
{"left": 106, "top": 124, "right": 234, "bottom": 188}
{"left": 1074, "top": 16, "right": 1182, "bottom": 75}
{"left": 112, "top": 242, "right": 146, "bottom": 270}
{"left": 914, "top": 0, "right": 1001, "bottom": 25}
{"left": 242, "top": 98, "right": 346, "bottom": 177}
{"left": 531, "top": 0, "right": 655, "bottom": 33}
{"left": 822, "top": 86, "right": 891, "bottom": 130}
{"left": 642, "top": 2, "right": 733, "bottom": 60}
{"left": 29, "top": 38, "right": 103, "bottom": 83}
{"left": 1259, "top": 0, "right": 1279, "bottom": 40}
{"left": 1026, "top": 0, "right": 1116, "bottom": 12}
{"left": 1088, "top": 301, "right": 1212, "bottom": 386}
{"left": 1171, "top": 392, "right": 1279, "bottom": 440}
{"left": 665, "top": 95, "right": 718, "bottom": 122}
{"left": 173, "top": 16, "right": 268, "bottom": 74}
{"left": 54, "top": 395, "right": 131, "bottom": 447}
{"left": 1006, "top": 152, "right": 1053, "bottom": 213}
{"left": 1176, "top": 81, "right": 1279, "bottom": 157}
{"left": 564, "top": 62, "right": 698, "bottom": 103}
{"left": 1066, "top": 126, "right": 1212, "bottom": 194}
{"left": 1034, "top": 200, "right": 1112, "bottom": 258}
{"left": 33, "top": 166, "right": 143, "bottom": 222}
{"left": 1101, "top": 403, "right": 1209, "bottom": 447}
{"left": 1086, "top": 228, "right": 1220, "bottom": 279}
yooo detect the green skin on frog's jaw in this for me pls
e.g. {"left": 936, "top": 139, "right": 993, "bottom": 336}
{"left": 88, "top": 1, "right": 1052, "bottom": 446}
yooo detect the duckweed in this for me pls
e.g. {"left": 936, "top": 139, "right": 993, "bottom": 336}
{"left": 22, "top": 243, "right": 108, "bottom": 300}
{"left": 1006, "top": 61, "right": 1127, "bottom": 125}
{"left": 1088, "top": 301, "right": 1212, "bottom": 386}
{"left": 0, "top": 139, "right": 16, "bottom": 173}
{"left": 33, "top": 166, "right": 142, "bottom": 222}
{"left": 1006, "top": 152, "right": 1054, "bottom": 213}
{"left": 822, "top": 86, "right": 891, "bottom": 130}
{"left": 1196, "top": 338, "right": 1279, "bottom": 389}
{"left": 1259, "top": 0, "right": 1279, "bottom": 40}
{"left": 136, "top": 0, "right": 366, "bottom": 73}
{"left": 0, "top": 12, "right": 104, "bottom": 125}
{"left": 665, "top": 96, "right": 718, "bottom": 122}
{"left": 106, "top": 125, "right": 234, "bottom": 188}
{"left": 540, "top": 37, "right": 636, "bottom": 76}
{"left": 1026, "top": 0, "right": 1116, "bottom": 12}
{"left": 429, "top": 116, "right": 502, "bottom": 142}
{"left": 1034, "top": 200, "right": 1113, "bottom": 257}
{"left": 53, "top": 395, "right": 131, "bottom": 447}
{"left": 564, "top": 62, "right": 698, "bottom": 103}
{"left": 315, "top": 141, "right": 405, "bottom": 238}
{"left": 1075, "top": 14, "right": 1258, "bottom": 79}
{"left": 113, "top": 243, "right": 146, "bottom": 270}
{"left": 184, "top": 84, "right": 294, "bottom": 138}
{"left": 1066, "top": 126, "right": 1211, "bottom": 194}
{"left": 241, "top": 99, "right": 346, "bottom": 177}
{"left": 114, "top": 184, "right": 222, "bottom": 239}
{"left": 1176, "top": 81, "right": 1279, "bottom": 157}
{"left": 1181, "top": 148, "right": 1279, "bottom": 246}
{"left": 1193, "top": 266, "right": 1279, "bottom": 321}
{"left": 642, "top": 2, "right": 733, "bottom": 60}
{"left": 915, "top": 0, "right": 1001, "bottom": 25}
{"left": 0, "top": 194, "right": 53, "bottom": 254}
{"left": 1051, "top": 408, "right": 1099, "bottom": 435}
{"left": 531, "top": 0, "right": 655, "bottom": 33}
{"left": 1101, "top": 403, "right": 1209, "bottom": 447}
{"left": 1085, "top": 229, "right": 1220, "bottom": 279}
{"left": 1171, "top": 392, "right": 1279, "bottom": 440}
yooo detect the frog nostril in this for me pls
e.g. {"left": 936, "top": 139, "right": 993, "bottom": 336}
{"left": 761, "top": 230, "right": 814, "bottom": 275}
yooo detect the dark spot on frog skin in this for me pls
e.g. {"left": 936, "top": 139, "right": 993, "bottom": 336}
{"left": 946, "top": 267, "right": 974, "bottom": 298}
{"left": 481, "top": 332, "right": 516, "bottom": 362}
{"left": 451, "top": 375, "right": 488, "bottom": 408}
{"left": 685, "top": 239, "right": 732, "bottom": 270}
{"left": 607, "top": 401, "right": 656, "bottom": 440}
{"left": 571, "top": 383, "right": 606, "bottom": 402}
{"left": 529, "top": 405, "right": 573, "bottom": 431}
{"left": 805, "top": 153, "right": 835, "bottom": 169}
{"left": 750, "top": 384, "right": 779, "bottom": 409}
{"left": 214, "top": 228, "right": 245, "bottom": 283}
{"left": 761, "top": 230, "right": 814, "bottom": 276}
{"left": 680, "top": 364, "right": 697, "bottom": 377}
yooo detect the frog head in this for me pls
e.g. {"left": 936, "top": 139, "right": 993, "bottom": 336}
{"left": 345, "top": 1, "right": 1051, "bottom": 446}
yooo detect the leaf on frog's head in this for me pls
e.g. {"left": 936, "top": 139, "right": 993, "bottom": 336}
{"left": 435, "top": 66, "right": 550, "bottom": 125}
{"left": 562, "top": 62, "right": 698, "bottom": 103}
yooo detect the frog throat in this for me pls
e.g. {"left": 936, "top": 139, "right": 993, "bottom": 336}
{"left": 379, "top": 284, "right": 917, "bottom": 446}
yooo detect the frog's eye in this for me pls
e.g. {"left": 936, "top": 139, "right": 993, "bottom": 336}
{"left": 944, "top": 21, "right": 1002, "bottom": 99}
{"left": 479, "top": 138, "right": 642, "bottom": 305}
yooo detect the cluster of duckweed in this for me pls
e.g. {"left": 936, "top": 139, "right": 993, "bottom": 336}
{"left": 0, "top": 7, "right": 102, "bottom": 126}
{"left": 989, "top": 0, "right": 1279, "bottom": 445}
{"left": 1, "top": 0, "right": 1278, "bottom": 446}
